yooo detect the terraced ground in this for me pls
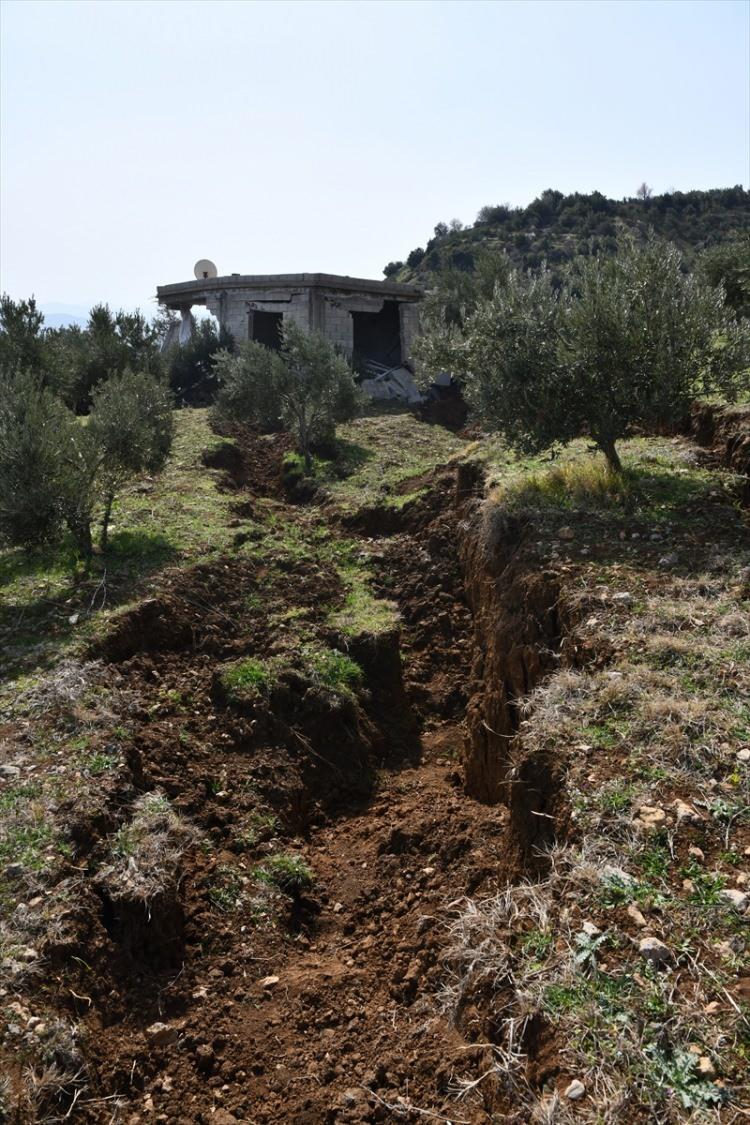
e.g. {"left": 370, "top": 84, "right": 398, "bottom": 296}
{"left": 0, "top": 403, "right": 748, "bottom": 1123}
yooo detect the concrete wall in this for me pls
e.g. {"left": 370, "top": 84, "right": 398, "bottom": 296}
{"left": 202, "top": 283, "right": 419, "bottom": 364}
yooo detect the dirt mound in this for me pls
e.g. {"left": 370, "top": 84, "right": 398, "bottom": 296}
{"left": 208, "top": 423, "right": 295, "bottom": 494}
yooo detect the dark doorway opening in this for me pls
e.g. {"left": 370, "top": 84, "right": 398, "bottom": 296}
{"left": 252, "top": 311, "right": 283, "bottom": 350}
{"left": 352, "top": 301, "right": 401, "bottom": 368}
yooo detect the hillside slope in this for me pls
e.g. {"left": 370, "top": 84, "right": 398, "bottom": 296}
{"left": 390, "top": 186, "right": 750, "bottom": 281}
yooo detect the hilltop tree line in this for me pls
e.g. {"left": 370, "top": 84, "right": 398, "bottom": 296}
{"left": 385, "top": 186, "right": 750, "bottom": 284}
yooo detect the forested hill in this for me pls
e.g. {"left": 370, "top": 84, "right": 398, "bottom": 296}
{"left": 387, "top": 186, "right": 750, "bottom": 281}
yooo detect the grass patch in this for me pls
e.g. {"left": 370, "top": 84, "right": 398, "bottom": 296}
{"left": 254, "top": 853, "right": 314, "bottom": 896}
{"left": 303, "top": 646, "right": 362, "bottom": 692}
{"left": 0, "top": 408, "right": 239, "bottom": 683}
{"left": 221, "top": 657, "right": 276, "bottom": 696}
{"left": 497, "top": 457, "right": 635, "bottom": 511}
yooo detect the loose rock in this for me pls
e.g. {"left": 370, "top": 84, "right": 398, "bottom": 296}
{"left": 626, "top": 904, "right": 648, "bottom": 928}
{"left": 674, "top": 799, "right": 702, "bottom": 824}
{"left": 636, "top": 805, "right": 667, "bottom": 831}
{"left": 565, "top": 1079, "right": 586, "bottom": 1100}
{"left": 146, "top": 1022, "right": 180, "bottom": 1048}
{"left": 720, "top": 888, "right": 748, "bottom": 911}
{"left": 639, "top": 936, "right": 672, "bottom": 967}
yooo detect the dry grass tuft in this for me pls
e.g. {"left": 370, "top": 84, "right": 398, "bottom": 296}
{"left": 101, "top": 791, "right": 198, "bottom": 902}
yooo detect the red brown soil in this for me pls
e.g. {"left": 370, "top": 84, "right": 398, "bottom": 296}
{"left": 9, "top": 431, "right": 546, "bottom": 1124}
{"left": 13, "top": 421, "right": 747, "bottom": 1122}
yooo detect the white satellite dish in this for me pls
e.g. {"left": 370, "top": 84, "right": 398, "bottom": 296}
{"left": 194, "top": 259, "right": 218, "bottom": 280}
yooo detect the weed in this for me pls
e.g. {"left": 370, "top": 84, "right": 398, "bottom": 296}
{"left": 682, "top": 865, "right": 727, "bottom": 907}
{"left": 598, "top": 783, "right": 635, "bottom": 814}
{"left": 303, "top": 646, "right": 362, "bottom": 692}
{"left": 220, "top": 657, "right": 276, "bottom": 696}
{"left": 495, "top": 457, "right": 635, "bottom": 512}
{"left": 637, "top": 840, "right": 671, "bottom": 880}
{"left": 254, "top": 854, "right": 314, "bottom": 896}
{"left": 520, "top": 928, "right": 553, "bottom": 962}
{"left": 105, "top": 792, "right": 196, "bottom": 901}
{"left": 209, "top": 865, "right": 245, "bottom": 913}
{"left": 644, "top": 1046, "right": 727, "bottom": 1110}
{"left": 235, "top": 812, "right": 279, "bottom": 850}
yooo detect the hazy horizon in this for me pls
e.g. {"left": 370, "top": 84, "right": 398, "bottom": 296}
{"left": 1, "top": 0, "right": 748, "bottom": 315}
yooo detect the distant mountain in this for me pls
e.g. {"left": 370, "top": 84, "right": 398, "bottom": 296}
{"left": 388, "top": 186, "right": 750, "bottom": 282}
{"left": 42, "top": 311, "right": 88, "bottom": 329}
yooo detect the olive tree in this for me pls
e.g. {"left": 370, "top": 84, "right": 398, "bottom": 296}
{"left": 0, "top": 370, "right": 70, "bottom": 548}
{"left": 213, "top": 341, "right": 282, "bottom": 432}
{"left": 214, "top": 322, "right": 361, "bottom": 472}
{"left": 88, "top": 372, "right": 174, "bottom": 550}
{"left": 417, "top": 237, "right": 749, "bottom": 473}
{"left": 0, "top": 369, "right": 173, "bottom": 565}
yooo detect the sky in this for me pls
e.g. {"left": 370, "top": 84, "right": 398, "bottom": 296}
{"left": 1, "top": 0, "right": 748, "bottom": 315}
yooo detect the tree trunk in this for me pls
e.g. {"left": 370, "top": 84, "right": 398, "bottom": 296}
{"left": 69, "top": 518, "right": 93, "bottom": 574}
{"left": 299, "top": 417, "right": 312, "bottom": 475}
{"left": 100, "top": 491, "right": 115, "bottom": 552}
{"left": 598, "top": 438, "right": 623, "bottom": 474}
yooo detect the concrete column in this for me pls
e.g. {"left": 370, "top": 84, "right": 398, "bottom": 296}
{"left": 399, "top": 303, "right": 421, "bottom": 367}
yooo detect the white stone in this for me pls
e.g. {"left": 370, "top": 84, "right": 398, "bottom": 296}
{"left": 720, "top": 888, "right": 748, "bottom": 911}
{"left": 564, "top": 1079, "right": 585, "bottom": 1100}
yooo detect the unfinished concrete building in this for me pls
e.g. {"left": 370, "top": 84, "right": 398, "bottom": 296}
{"left": 156, "top": 270, "right": 424, "bottom": 398}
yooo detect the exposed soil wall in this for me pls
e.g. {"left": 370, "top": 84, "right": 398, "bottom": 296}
{"left": 691, "top": 401, "right": 750, "bottom": 501}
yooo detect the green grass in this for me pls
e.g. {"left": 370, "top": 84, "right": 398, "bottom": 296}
{"left": 221, "top": 657, "right": 276, "bottom": 696}
{"left": 328, "top": 412, "right": 467, "bottom": 511}
{"left": 0, "top": 409, "right": 239, "bottom": 684}
{"left": 254, "top": 853, "right": 314, "bottom": 896}
{"left": 303, "top": 645, "right": 363, "bottom": 692}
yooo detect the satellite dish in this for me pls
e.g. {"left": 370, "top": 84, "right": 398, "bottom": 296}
{"left": 194, "top": 259, "right": 218, "bottom": 280}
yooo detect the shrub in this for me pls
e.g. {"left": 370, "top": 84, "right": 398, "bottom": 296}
{"left": 168, "top": 318, "right": 234, "bottom": 406}
{"left": 213, "top": 341, "right": 282, "bottom": 432}
{"left": 88, "top": 371, "right": 174, "bottom": 549}
{"left": 0, "top": 370, "right": 71, "bottom": 548}
{"left": 214, "top": 322, "right": 361, "bottom": 473}
{"left": 0, "top": 294, "right": 45, "bottom": 373}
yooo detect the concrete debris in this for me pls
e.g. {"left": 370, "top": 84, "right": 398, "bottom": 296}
{"left": 361, "top": 363, "right": 423, "bottom": 404}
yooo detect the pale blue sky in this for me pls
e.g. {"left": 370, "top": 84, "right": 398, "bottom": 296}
{"left": 1, "top": 0, "right": 748, "bottom": 314}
